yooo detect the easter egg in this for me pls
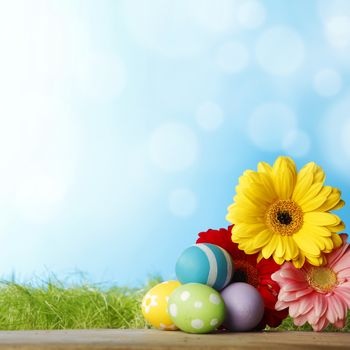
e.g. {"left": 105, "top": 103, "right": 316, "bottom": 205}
{"left": 176, "top": 243, "right": 234, "bottom": 290}
{"left": 221, "top": 282, "right": 264, "bottom": 331}
{"left": 141, "top": 280, "right": 181, "bottom": 330}
{"left": 168, "top": 283, "right": 225, "bottom": 334}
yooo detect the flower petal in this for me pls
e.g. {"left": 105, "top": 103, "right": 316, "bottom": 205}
{"left": 311, "top": 314, "right": 329, "bottom": 332}
{"left": 336, "top": 284, "right": 350, "bottom": 308}
{"left": 297, "top": 182, "right": 324, "bottom": 207}
{"left": 301, "top": 222, "right": 332, "bottom": 237}
{"left": 333, "top": 294, "right": 347, "bottom": 321}
{"left": 297, "top": 296, "right": 314, "bottom": 316}
{"left": 257, "top": 161, "right": 273, "bottom": 175}
{"left": 331, "top": 233, "right": 343, "bottom": 249}
{"left": 304, "top": 212, "right": 341, "bottom": 226}
{"left": 293, "top": 313, "right": 310, "bottom": 327}
{"left": 236, "top": 237, "right": 262, "bottom": 254}
{"left": 293, "top": 229, "right": 322, "bottom": 257}
{"left": 316, "top": 188, "right": 342, "bottom": 212}
{"left": 235, "top": 182, "right": 271, "bottom": 208}
{"left": 314, "top": 294, "right": 327, "bottom": 319}
{"left": 274, "top": 235, "right": 286, "bottom": 258}
{"left": 232, "top": 223, "right": 266, "bottom": 238}
{"left": 252, "top": 229, "right": 273, "bottom": 249}
{"left": 262, "top": 234, "right": 279, "bottom": 259}
{"left": 295, "top": 287, "right": 314, "bottom": 299}
{"left": 292, "top": 253, "right": 305, "bottom": 269}
{"left": 334, "top": 318, "right": 346, "bottom": 329}
{"left": 281, "top": 281, "right": 308, "bottom": 293}
{"left": 237, "top": 172, "right": 275, "bottom": 204}
{"left": 326, "top": 299, "right": 338, "bottom": 324}
{"left": 280, "top": 265, "right": 305, "bottom": 282}
{"left": 275, "top": 300, "right": 289, "bottom": 311}
{"left": 292, "top": 162, "right": 325, "bottom": 203}
{"left": 332, "top": 199, "right": 345, "bottom": 211}
{"left": 272, "top": 156, "right": 297, "bottom": 200}
{"left": 326, "top": 294, "right": 345, "bottom": 323}
{"left": 327, "top": 221, "right": 346, "bottom": 233}
{"left": 327, "top": 234, "right": 349, "bottom": 269}
{"left": 273, "top": 255, "right": 285, "bottom": 265}
{"left": 305, "top": 254, "right": 325, "bottom": 266}
{"left": 332, "top": 254, "right": 350, "bottom": 274}
{"left": 284, "top": 236, "right": 299, "bottom": 260}
{"left": 299, "top": 186, "right": 332, "bottom": 212}
{"left": 226, "top": 205, "right": 263, "bottom": 224}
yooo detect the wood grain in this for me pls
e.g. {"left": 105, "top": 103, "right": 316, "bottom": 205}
{"left": 0, "top": 329, "right": 348, "bottom": 350}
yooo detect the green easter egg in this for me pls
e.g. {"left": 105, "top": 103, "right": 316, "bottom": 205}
{"left": 168, "top": 283, "right": 225, "bottom": 334}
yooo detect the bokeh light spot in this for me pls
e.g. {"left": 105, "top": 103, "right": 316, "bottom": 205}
{"left": 256, "top": 26, "right": 305, "bottom": 76}
{"left": 325, "top": 16, "right": 350, "bottom": 48}
{"left": 282, "top": 129, "right": 311, "bottom": 158}
{"left": 248, "top": 103, "right": 298, "bottom": 151}
{"left": 196, "top": 101, "right": 224, "bottom": 131}
{"left": 168, "top": 188, "right": 197, "bottom": 217}
{"left": 190, "top": 0, "right": 237, "bottom": 33}
{"left": 149, "top": 122, "right": 198, "bottom": 172}
{"left": 237, "top": 0, "right": 266, "bottom": 29}
{"left": 321, "top": 93, "right": 350, "bottom": 174}
{"left": 313, "top": 69, "right": 342, "bottom": 97}
{"left": 123, "top": 0, "right": 237, "bottom": 58}
{"left": 216, "top": 41, "right": 249, "bottom": 73}
{"left": 318, "top": 0, "right": 350, "bottom": 22}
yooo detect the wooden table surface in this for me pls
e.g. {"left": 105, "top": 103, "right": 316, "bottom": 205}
{"left": 0, "top": 329, "right": 348, "bottom": 350}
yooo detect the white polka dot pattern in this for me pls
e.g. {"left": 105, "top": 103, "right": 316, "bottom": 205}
{"left": 180, "top": 291, "right": 191, "bottom": 301}
{"left": 191, "top": 319, "right": 204, "bottom": 329}
{"left": 209, "top": 293, "right": 221, "bottom": 305}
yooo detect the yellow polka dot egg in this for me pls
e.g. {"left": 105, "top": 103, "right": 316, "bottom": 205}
{"left": 141, "top": 280, "right": 181, "bottom": 330}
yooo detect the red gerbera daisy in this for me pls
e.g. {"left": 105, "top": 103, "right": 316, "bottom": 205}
{"left": 196, "top": 225, "right": 288, "bottom": 329}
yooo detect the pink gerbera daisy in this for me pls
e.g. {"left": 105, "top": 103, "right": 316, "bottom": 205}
{"left": 271, "top": 234, "right": 350, "bottom": 331}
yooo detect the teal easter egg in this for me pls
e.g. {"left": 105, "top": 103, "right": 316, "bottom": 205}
{"left": 175, "top": 243, "right": 233, "bottom": 290}
{"left": 168, "top": 283, "right": 225, "bottom": 334}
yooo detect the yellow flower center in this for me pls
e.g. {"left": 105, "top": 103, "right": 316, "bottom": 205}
{"left": 265, "top": 200, "right": 303, "bottom": 236}
{"left": 306, "top": 267, "right": 338, "bottom": 293}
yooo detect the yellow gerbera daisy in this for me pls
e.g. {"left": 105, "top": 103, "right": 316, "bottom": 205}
{"left": 226, "top": 156, "right": 345, "bottom": 268}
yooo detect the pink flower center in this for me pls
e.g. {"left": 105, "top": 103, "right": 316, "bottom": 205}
{"left": 265, "top": 200, "right": 303, "bottom": 236}
{"left": 306, "top": 266, "right": 338, "bottom": 293}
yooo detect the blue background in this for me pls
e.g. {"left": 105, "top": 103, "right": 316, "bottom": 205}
{"left": 0, "top": 0, "right": 349, "bottom": 286}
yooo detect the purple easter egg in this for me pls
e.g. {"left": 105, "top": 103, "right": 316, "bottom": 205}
{"left": 221, "top": 282, "right": 264, "bottom": 331}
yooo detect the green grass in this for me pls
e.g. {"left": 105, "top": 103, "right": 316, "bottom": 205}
{"left": 271, "top": 313, "right": 350, "bottom": 332}
{"left": 0, "top": 276, "right": 348, "bottom": 331}
{"left": 0, "top": 276, "right": 159, "bottom": 330}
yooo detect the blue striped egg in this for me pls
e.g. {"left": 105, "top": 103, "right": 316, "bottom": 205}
{"left": 175, "top": 243, "right": 234, "bottom": 291}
